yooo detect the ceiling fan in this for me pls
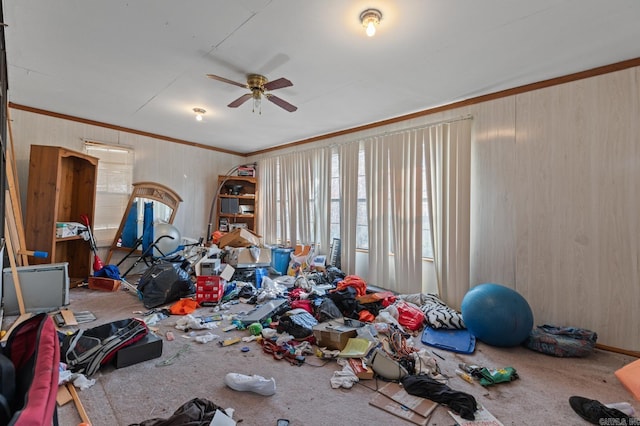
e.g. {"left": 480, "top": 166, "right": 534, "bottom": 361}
{"left": 206, "top": 73, "right": 297, "bottom": 113}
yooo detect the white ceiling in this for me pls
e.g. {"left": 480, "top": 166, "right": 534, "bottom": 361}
{"left": 3, "top": 1, "right": 640, "bottom": 154}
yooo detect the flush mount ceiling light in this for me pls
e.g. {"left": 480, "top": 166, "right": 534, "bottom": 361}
{"left": 360, "top": 8, "right": 382, "bottom": 37}
{"left": 193, "top": 107, "right": 206, "bottom": 121}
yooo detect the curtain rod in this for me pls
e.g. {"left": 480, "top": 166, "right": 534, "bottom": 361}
{"left": 375, "top": 113, "right": 473, "bottom": 138}
{"left": 258, "top": 114, "right": 473, "bottom": 160}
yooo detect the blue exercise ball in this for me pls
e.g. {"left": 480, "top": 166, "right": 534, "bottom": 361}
{"left": 461, "top": 283, "right": 534, "bottom": 347}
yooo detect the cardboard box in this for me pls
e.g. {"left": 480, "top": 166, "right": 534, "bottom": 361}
{"left": 114, "top": 332, "right": 163, "bottom": 369}
{"left": 88, "top": 277, "right": 121, "bottom": 292}
{"left": 218, "top": 228, "right": 260, "bottom": 248}
{"left": 312, "top": 320, "right": 358, "bottom": 350}
{"left": 226, "top": 247, "right": 271, "bottom": 268}
{"left": 348, "top": 358, "right": 375, "bottom": 380}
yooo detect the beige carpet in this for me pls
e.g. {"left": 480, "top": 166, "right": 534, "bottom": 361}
{"left": 5, "top": 286, "right": 637, "bottom": 426}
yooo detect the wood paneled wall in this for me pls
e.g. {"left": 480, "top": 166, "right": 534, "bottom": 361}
{"left": 467, "top": 67, "right": 640, "bottom": 351}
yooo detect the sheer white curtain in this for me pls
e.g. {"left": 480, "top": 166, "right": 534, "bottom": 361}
{"left": 389, "top": 130, "right": 425, "bottom": 293}
{"left": 259, "top": 116, "right": 471, "bottom": 297}
{"left": 363, "top": 135, "right": 391, "bottom": 286}
{"left": 311, "top": 147, "right": 332, "bottom": 255}
{"left": 363, "top": 131, "right": 425, "bottom": 293}
{"left": 257, "top": 147, "right": 332, "bottom": 252}
{"left": 280, "top": 151, "right": 312, "bottom": 246}
{"left": 257, "top": 157, "right": 278, "bottom": 243}
{"left": 425, "top": 119, "right": 472, "bottom": 308}
{"left": 338, "top": 142, "right": 360, "bottom": 274}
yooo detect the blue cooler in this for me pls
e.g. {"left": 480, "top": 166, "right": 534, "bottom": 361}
{"left": 271, "top": 248, "right": 293, "bottom": 275}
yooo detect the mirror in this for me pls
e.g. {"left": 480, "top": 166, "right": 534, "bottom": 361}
{"left": 105, "top": 182, "right": 182, "bottom": 264}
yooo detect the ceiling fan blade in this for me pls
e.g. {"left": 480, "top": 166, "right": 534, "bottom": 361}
{"left": 228, "top": 93, "right": 252, "bottom": 108}
{"left": 266, "top": 94, "right": 297, "bottom": 112}
{"left": 263, "top": 77, "right": 293, "bottom": 91}
{"left": 206, "top": 74, "right": 248, "bottom": 89}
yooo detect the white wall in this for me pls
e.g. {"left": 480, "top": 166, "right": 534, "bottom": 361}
{"left": 8, "top": 108, "right": 245, "bottom": 264}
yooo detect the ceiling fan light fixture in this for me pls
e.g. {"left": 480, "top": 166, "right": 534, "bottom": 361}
{"left": 252, "top": 93, "right": 262, "bottom": 114}
{"left": 360, "top": 8, "right": 382, "bottom": 37}
{"left": 193, "top": 107, "right": 206, "bottom": 121}
{"left": 207, "top": 73, "right": 297, "bottom": 112}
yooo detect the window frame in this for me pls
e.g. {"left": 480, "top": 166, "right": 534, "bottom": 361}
{"left": 84, "top": 141, "right": 134, "bottom": 246}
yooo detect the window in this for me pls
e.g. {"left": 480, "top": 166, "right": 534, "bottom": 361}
{"left": 355, "top": 149, "right": 368, "bottom": 250}
{"left": 329, "top": 148, "right": 368, "bottom": 250}
{"left": 421, "top": 155, "right": 433, "bottom": 259}
{"left": 330, "top": 144, "right": 433, "bottom": 259}
{"left": 329, "top": 151, "right": 340, "bottom": 241}
{"left": 84, "top": 141, "right": 134, "bottom": 245}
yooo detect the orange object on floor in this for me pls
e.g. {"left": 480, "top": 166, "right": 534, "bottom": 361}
{"left": 615, "top": 358, "right": 640, "bottom": 400}
{"left": 169, "top": 298, "right": 200, "bottom": 315}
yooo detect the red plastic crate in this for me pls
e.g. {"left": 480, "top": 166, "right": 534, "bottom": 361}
{"left": 196, "top": 276, "right": 225, "bottom": 305}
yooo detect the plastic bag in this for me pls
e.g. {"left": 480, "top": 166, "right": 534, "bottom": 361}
{"left": 396, "top": 300, "right": 425, "bottom": 331}
{"left": 478, "top": 367, "right": 519, "bottom": 386}
{"left": 137, "top": 260, "right": 195, "bottom": 308}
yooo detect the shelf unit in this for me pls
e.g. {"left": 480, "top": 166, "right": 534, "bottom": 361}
{"left": 25, "top": 145, "right": 99, "bottom": 285}
{"left": 215, "top": 175, "right": 257, "bottom": 233}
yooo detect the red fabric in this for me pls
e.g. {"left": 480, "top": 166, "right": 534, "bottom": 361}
{"left": 8, "top": 314, "right": 60, "bottom": 426}
{"left": 381, "top": 295, "right": 397, "bottom": 308}
{"left": 290, "top": 299, "right": 313, "bottom": 314}
{"left": 288, "top": 287, "right": 306, "bottom": 300}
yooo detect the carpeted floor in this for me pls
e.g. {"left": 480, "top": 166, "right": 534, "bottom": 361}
{"left": 4, "top": 285, "right": 638, "bottom": 426}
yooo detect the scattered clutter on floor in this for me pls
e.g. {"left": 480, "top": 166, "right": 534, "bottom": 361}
{"left": 4, "top": 230, "right": 639, "bottom": 426}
